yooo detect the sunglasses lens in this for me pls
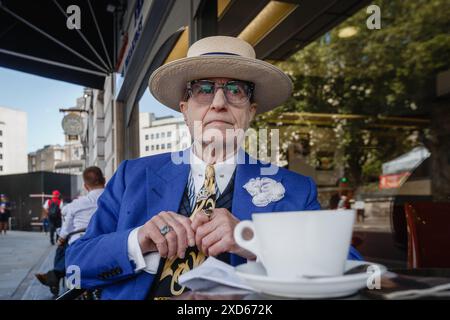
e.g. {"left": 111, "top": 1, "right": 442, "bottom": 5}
{"left": 188, "top": 80, "right": 253, "bottom": 105}
{"left": 191, "top": 82, "right": 215, "bottom": 104}
{"left": 224, "top": 82, "right": 250, "bottom": 104}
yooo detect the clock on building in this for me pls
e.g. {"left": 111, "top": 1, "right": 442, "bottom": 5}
{"left": 61, "top": 113, "right": 84, "bottom": 136}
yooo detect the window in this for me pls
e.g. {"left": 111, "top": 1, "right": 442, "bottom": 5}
{"left": 145, "top": 146, "right": 149, "bottom": 151}
{"left": 145, "top": 134, "right": 149, "bottom": 140}
{"left": 161, "top": 132, "right": 165, "bottom": 138}
{"left": 167, "top": 143, "right": 172, "bottom": 149}
{"left": 0, "top": 154, "right": 2, "bottom": 160}
{"left": 167, "top": 131, "right": 172, "bottom": 138}
{"left": 0, "top": 130, "right": 2, "bottom": 136}
{"left": 54, "top": 150, "right": 63, "bottom": 161}
{"left": 0, "top": 165, "right": 3, "bottom": 172}
{"left": 0, "top": 142, "right": 2, "bottom": 148}
{"left": 161, "top": 144, "right": 165, "bottom": 149}
{"left": 151, "top": 134, "right": 154, "bottom": 139}
{"left": 151, "top": 145, "right": 155, "bottom": 151}
{"left": 156, "top": 133, "right": 159, "bottom": 139}
{"left": 156, "top": 145, "right": 159, "bottom": 150}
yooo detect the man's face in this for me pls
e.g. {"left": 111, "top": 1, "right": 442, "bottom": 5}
{"left": 179, "top": 78, "right": 257, "bottom": 147}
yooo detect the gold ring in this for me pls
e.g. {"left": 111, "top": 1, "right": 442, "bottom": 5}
{"left": 203, "top": 209, "right": 213, "bottom": 219}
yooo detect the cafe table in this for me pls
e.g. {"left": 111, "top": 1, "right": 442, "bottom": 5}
{"left": 171, "top": 268, "right": 450, "bottom": 300}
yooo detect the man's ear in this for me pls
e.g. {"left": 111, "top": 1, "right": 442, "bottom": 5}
{"left": 249, "top": 103, "right": 257, "bottom": 121}
{"left": 179, "top": 101, "right": 187, "bottom": 114}
{"left": 180, "top": 101, "right": 189, "bottom": 123}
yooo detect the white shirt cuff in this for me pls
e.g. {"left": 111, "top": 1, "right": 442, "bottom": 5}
{"left": 127, "top": 227, "right": 161, "bottom": 274}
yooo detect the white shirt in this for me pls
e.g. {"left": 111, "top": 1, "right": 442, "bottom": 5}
{"left": 127, "top": 149, "right": 239, "bottom": 274}
{"left": 59, "top": 188, "right": 104, "bottom": 245}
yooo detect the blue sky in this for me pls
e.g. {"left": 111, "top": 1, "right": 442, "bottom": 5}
{"left": 0, "top": 67, "right": 180, "bottom": 152}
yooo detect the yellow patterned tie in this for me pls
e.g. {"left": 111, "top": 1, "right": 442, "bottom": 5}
{"left": 154, "top": 165, "right": 216, "bottom": 298}
{"left": 190, "top": 164, "right": 216, "bottom": 220}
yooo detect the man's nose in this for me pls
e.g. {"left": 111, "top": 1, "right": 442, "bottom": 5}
{"left": 210, "top": 88, "right": 228, "bottom": 111}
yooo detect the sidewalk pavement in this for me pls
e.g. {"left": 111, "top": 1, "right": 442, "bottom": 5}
{"left": 0, "top": 231, "right": 57, "bottom": 300}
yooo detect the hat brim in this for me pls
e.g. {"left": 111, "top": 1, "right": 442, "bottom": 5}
{"left": 149, "top": 55, "right": 292, "bottom": 114}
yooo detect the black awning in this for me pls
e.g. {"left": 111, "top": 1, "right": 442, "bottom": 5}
{"left": 0, "top": 0, "right": 121, "bottom": 89}
{"left": 218, "top": 0, "right": 371, "bottom": 61}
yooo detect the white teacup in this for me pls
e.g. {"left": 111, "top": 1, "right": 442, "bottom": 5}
{"left": 234, "top": 210, "right": 355, "bottom": 279}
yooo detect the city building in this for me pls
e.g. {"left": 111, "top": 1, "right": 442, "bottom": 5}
{"left": 28, "top": 144, "right": 66, "bottom": 173}
{"left": 54, "top": 134, "right": 84, "bottom": 175}
{"left": 0, "top": 106, "right": 28, "bottom": 175}
{"left": 81, "top": 87, "right": 115, "bottom": 179}
{"left": 139, "top": 113, "right": 191, "bottom": 157}
{"left": 28, "top": 129, "right": 84, "bottom": 175}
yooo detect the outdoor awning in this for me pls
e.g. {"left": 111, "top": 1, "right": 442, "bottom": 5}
{"left": 382, "top": 147, "right": 431, "bottom": 175}
{"left": 218, "top": 0, "right": 371, "bottom": 60}
{"left": 0, "top": 0, "right": 372, "bottom": 97}
{"left": 0, "top": 0, "right": 120, "bottom": 89}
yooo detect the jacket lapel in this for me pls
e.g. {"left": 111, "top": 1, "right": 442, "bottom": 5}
{"left": 146, "top": 150, "right": 190, "bottom": 219}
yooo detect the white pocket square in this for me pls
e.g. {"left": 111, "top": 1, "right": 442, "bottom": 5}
{"left": 243, "top": 177, "right": 285, "bottom": 207}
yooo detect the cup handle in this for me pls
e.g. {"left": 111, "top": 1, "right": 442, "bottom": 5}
{"left": 233, "top": 220, "right": 260, "bottom": 258}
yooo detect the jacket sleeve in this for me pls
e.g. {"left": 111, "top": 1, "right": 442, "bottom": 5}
{"left": 65, "top": 160, "right": 137, "bottom": 289}
{"left": 305, "top": 177, "right": 321, "bottom": 210}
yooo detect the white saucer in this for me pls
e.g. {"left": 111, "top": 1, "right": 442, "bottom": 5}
{"left": 235, "top": 260, "right": 387, "bottom": 299}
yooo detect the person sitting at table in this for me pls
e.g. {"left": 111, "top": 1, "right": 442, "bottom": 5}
{"left": 35, "top": 166, "right": 105, "bottom": 296}
{"left": 66, "top": 36, "right": 362, "bottom": 300}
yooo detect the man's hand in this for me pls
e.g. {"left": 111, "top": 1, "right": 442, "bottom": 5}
{"left": 57, "top": 237, "right": 66, "bottom": 246}
{"left": 137, "top": 211, "right": 196, "bottom": 259}
{"left": 191, "top": 208, "right": 256, "bottom": 260}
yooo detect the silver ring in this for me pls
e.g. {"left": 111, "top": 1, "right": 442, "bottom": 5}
{"left": 159, "top": 224, "right": 172, "bottom": 236}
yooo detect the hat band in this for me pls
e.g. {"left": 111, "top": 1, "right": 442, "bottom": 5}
{"left": 200, "top": 52, "right": 240, "bottom": 56}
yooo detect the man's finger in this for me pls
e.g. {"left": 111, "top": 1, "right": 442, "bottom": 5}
{"left": 195, "top": 221, "right": 219, "bottom": 251}
{"left": 171, "top": 213, "right": 196, "bottom": 247}
{"left": 145, "top": 220, "right": 168, "bottom": 257}
{"left": 161, "top": 212, "right": 188, "bottom": 259}
{"left": 200, "top": 227, "right": 223, "bottom": 255}
{"left": 153, "top": 215, "right": 177, "bottom": 259}
{"left": 206, "top": 238, "right": 227, "bottom": 257}
{"left": 191, "top": 210, "right": 210, "bottom": 231}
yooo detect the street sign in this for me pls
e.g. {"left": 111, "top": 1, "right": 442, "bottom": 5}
{"left": 62, "top": 113, "right": 84, "bottom": 135}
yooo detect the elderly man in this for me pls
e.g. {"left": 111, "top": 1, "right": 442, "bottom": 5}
{"left": 66, "top": 36, "right": 361, "bottom": 300}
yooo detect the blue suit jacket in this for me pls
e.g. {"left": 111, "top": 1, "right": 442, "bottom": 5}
{"left": 66, "top": 150, "right": 362, "bottom": 299}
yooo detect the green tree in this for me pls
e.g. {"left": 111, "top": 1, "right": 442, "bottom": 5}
{"left": 253, "top": 0, "right": 450, "bottom": 189}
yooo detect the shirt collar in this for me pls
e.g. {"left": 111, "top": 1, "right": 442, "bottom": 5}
{"left": 87, "top": 188, "right": 104, "bottom": 196}
{"left": 189, "top": 148, "right": 238, "bottom": 194}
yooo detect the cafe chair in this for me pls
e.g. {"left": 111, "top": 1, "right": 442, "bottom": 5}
{"left": 56, "top": 288, "right": 101, "bottom": 300}
{"left": 404, "top": 202, "right": 450, "bottom": 268}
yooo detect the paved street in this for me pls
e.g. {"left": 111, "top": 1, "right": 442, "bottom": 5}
{"left": 0, "top": 231, "right": 56, "bottom": 300}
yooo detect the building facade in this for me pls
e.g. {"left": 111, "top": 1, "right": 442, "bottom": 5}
{"left": 139, "top": 112, "right": 191, "bottom": 157}
{"left": 82, "top": 81, "right": 122, "bottom": 180}
{"left": 28, "top": 135, "right": 84, "bottom": 175}
{"left": 54, "top": 134, "right": 84, "bottom": 175}
{"left": 28, "top": 144, "right": 66, "bottom": 173}
{"left": 0, "top": 106, "right": 28, "bottom": 175}
{"left": 82, "top": 89, "right": 106, "bottom": 176}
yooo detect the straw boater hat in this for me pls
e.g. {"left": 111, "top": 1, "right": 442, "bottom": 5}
{"left": 149, "top": 36, "right": 293, "bottom": 114}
